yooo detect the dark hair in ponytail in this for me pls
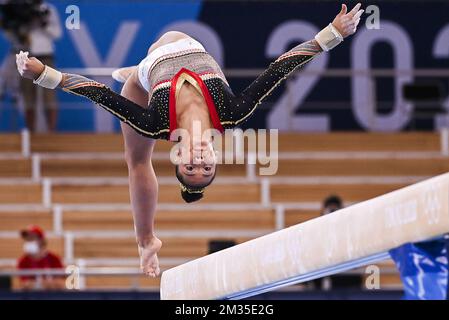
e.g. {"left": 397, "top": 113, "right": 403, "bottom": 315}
{"left": 180, "top": 185, "right": 204, "bottom": 203}
{"left": 175, "top": 165, "right": 217, "bottom": 203}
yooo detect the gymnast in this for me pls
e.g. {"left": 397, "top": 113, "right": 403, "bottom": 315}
{"left": 16, "top": 4, "right": 363, "bottom": 277}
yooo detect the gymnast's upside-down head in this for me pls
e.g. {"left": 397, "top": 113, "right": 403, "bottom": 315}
{"left": 173, "top": 138, "right": 218, "bottom": 203}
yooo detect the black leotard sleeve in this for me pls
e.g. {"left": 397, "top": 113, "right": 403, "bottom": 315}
{"left": 60, "top": 73, "right": 166, "bottom": 139}
{"left": 226, "top": 39, "right": 323, "bottom": 127}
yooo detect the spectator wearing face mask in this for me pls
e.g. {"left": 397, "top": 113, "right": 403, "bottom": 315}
{"left": 321, "top": 195, "right": 343, "bottom": 215}
{"left": 17, "top": 225, "right": 64, "bottom": 290}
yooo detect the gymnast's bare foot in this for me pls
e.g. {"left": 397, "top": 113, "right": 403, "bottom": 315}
{"left": 138, "top": 237, "right": 162, "bottom": 277}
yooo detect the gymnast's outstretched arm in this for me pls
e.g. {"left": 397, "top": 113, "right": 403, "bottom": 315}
{"left": 229, "top": 3, "right": 364, "bottom": 126}
{"left": 15, "top": 54, "right": 163, "bottom": 139}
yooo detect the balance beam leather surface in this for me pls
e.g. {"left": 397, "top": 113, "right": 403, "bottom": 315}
{"left": 160, "top": 173, "right": 449, "bottom": 300}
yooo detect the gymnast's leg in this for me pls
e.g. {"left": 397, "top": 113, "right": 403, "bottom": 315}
{"left": 112, "top": 31, "right": 192, "bottom": 84}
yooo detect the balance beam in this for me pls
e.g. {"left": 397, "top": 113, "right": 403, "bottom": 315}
{"left": 160, "top": 173, "right": 449, "bottom": 300}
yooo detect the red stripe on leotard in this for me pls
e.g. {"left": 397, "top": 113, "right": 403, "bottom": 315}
{"left": 169, "top": 68, "right": 224, "bottom": 139}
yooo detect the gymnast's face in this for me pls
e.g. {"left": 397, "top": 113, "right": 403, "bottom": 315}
{"left": 178, "top": 162, "right": 217, "bottom": 187}
{"left": 176, "top": 140, "right": 217, "bottom": 186}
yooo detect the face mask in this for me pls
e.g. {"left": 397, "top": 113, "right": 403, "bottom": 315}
{"left": 322, "top": 207, "right": 340, "bottom": 215}
{"left": 23, "top": 241, "right": 40, "bottom": 255}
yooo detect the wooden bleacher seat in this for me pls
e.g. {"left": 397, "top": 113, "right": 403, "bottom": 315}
{"left": 0, "top": 210, "right": 52, "bottom": 232}
{"left": 41, "top": 159, "right": 128, "bottom": 177}
{"left": 31, "top": 134, "right": 124, "bottom": 153}
{"left": 0, "top": 183, "right": 42, "bottom": 204}
{"left": 40, "top": 159, "right": 246, "bottom": 177}
{"left": 259, "top": 158, "right": 449, "bottom": 177}
{"left": 27, "top": 132, "right": 441, "bottom": 154}
{"left": 74, "top": 237, "right": 251, "bottom": 259}
{"left": 275, "top": 132, "right": 440, "bottom": 152}
{"left": 284, "top": 209, "right": 320, "bottom": 226}
{"left": 362, "top": 273, "right": 403, "bottom": 289}
{"left": 156, "top": 209, "right": 274, "bottom": 230}
{"left": 35, "top": 157, "right": 449, "bottom": 179}
{"left": 52, "top": 184, "right": 130, "bottom": 204}
{"left": 63, "top": 209, "right": 275, "bottom": 231}
{"left": 0, "top": 236, "right": 64, "bottom": 259}
{"left": 30, "top": 134, "right": 233, "bottom": 154}
{"left": 0, "top": 134, "right": 22, "bottom": 153}
{"left": 85, "top": 274, "right": 161, "bottom": 289}
{"left": 0, "top": 181, "right": 414, "bottom": 205}
{"left": 270, "top": 183, "right": 408, "bottom": 202}
{"left": 0, "top": 159, "right": 31, "bottom": 178}
{"left": 52, "top": 183, "right": 261, "bottom": 204}
{"left": 63, "top": 210, "right": 134, "bottom": 231}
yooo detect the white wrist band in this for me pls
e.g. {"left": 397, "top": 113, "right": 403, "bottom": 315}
{"left": 315, "top": 23, "right": 344, "bottom": 52}
{"left": 33, "top": 65, "right": 63, "bottom": 89}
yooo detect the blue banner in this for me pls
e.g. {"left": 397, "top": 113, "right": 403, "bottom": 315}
{"left": 389, "top": 237, "right": 449, "bottom": 300}
{"left": 1, "top": 1, "right": 449, "bottom": 132}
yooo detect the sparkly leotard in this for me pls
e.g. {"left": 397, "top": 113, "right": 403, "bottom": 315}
{"left": 61, "top": 39, "right": 322, "bottom": 140}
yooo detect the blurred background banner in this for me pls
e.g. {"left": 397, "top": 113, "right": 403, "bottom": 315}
{"left": 1, "top": 0, "right": 449, "bottom": 133}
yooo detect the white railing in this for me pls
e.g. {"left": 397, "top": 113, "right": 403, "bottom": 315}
{"left": 441, "top": 128, "right": 449, "bottom": 156}
{"left": 0, "top": 262, "right": 400, "bottom": 291}
{"left": 0, "top": 265, "right": 398, "bottom": 278}
{"left": 20, "top": 129, "right": 30, "bottom": 157}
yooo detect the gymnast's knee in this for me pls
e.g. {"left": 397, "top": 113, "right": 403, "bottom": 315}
{"left": 124, "top": 149, "right": 151, "bottom": 170}
{"left": 158, "top": 31, "right": 191, "bottom": 41}
{"left": 147, "top": 31, "right": 192, "bottom": 54}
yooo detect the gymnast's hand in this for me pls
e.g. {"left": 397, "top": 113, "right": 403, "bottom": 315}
{"left": 332, "top": 3, "right": 364, "bottom": 38}
{"left": 15, "top": 51, "right": 45, "bottom": 80}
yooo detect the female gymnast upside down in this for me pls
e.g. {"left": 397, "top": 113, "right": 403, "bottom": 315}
{"left": 16, "top": 4, "right": 363, "bottom": 277}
